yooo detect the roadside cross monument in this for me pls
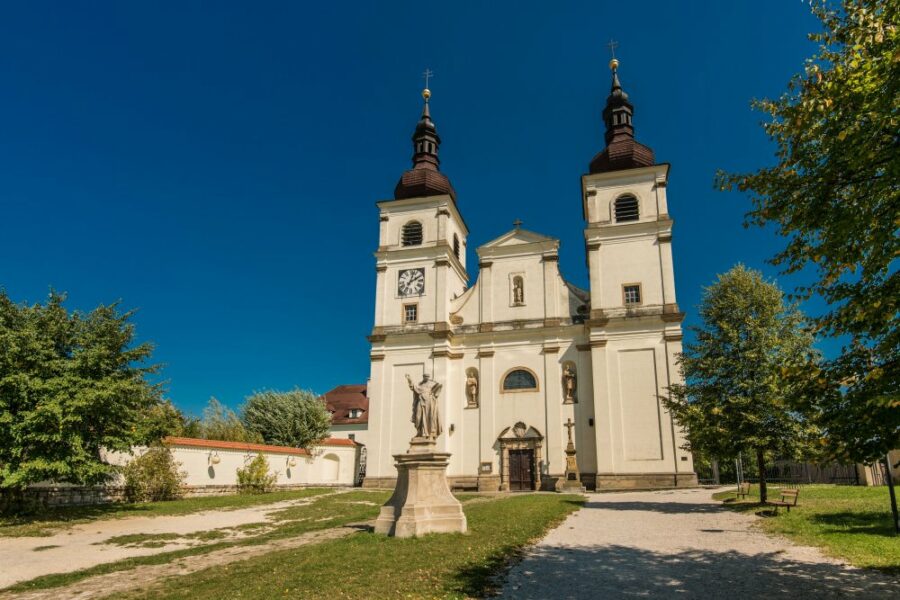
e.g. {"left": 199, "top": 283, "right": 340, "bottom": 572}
{"left": 556, "top": 417, "right": 586, "bottom": 493}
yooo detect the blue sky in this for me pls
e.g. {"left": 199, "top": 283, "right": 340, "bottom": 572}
{"left": 0, "top": 1, "right": 825, "bottom": 416}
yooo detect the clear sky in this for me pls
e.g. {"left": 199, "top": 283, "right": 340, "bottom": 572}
{"left": 0, "top": 1, "right": 826, "bottom": 416}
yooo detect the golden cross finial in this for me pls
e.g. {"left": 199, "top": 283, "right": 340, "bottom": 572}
{"left": 422, "top": 68, "right": 434, "bottom": 102}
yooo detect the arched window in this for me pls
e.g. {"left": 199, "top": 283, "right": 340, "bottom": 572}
{"left": 401, "top": 221, "right": 423, "bottom": 246}
{"left": 453, "top": 234, "right": 460, "bottom": 260}
{"left": 614, "top": 195, "right": 640, "bottom": 222}
{"left": 502, "top": 368, "right": 538, "bottom": 392}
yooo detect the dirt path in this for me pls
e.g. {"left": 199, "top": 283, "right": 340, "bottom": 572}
{"left": 499, "top": 487, "right": 898, "bottom": 599}
{"left": 0, "top": 491, "right": 343, "bottom": 589}
{"left": 0, "top": 522, "right": 367, "bottom": 600}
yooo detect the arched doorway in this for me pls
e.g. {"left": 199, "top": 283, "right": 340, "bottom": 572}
{"left": 321, "top": 453, "right": 340, "bottom": 483}
{"left": 497, "top": 422, "right": 544, "bottom": 491}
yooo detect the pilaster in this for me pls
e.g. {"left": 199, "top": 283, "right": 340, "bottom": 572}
{"left": 589, "top": 340, "right": 614, "bottom": 473}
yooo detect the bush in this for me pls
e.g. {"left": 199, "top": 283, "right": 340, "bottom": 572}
{"left": 123, "top": 445, "right": 186, "bottom": 502}
{"left": 236, "top": 454, "right": 277, "bottom": 494}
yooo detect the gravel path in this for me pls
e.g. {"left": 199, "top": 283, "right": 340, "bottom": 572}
{"left": 0, "top": 491, "right": 341, "bottom": 589}
{"left": 499, "top": 487, "right": 898, "bottom": 599}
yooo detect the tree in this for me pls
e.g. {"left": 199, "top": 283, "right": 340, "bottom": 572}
{"left": 134, "top": 400, "right": 191, "bottom": 444}
{"left": 663, "top": 266, "right": 821, "bottom": 502}
{"left": 716, "top": 1, "right": 899, "bottom": 466}
{"left": 195, "top": 398, "right": 262, "bottom": 443}
{"left": 0, "top": 290, "right": 162, "bottom": 493}
{"left": 242, "top": 389, "right": 331, "bottom": 449}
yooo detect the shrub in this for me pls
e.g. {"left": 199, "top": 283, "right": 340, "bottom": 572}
{"left": 123, "top": 445, "right": 186, "bottom": 502}
{"left": 236, "top": 454, "right": 278, "bottom": 494}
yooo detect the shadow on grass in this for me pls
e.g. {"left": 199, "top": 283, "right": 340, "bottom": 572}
{"left": 810, "top": 511, "right": 900, "bottom": 537}
{"left": 479, "top": 544, "right": 899, "bottom": 599}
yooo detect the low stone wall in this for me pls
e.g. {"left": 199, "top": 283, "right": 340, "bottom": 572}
{"left": 19, "top": 486, "right": 127, "bottom": 508}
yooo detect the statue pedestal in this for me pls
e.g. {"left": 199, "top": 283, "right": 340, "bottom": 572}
{"left": 374, "top": 437, "right": 468, "bottom": 538}
{"left": 556, "top": 443, "right": 586, "bottom": 494}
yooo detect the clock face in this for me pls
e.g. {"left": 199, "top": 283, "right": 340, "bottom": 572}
{"left": 398, "top": 268, "right": 425, "bottom": 297}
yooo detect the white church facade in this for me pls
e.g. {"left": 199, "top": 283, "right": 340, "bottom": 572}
{"left": 362, "top": 61, "right": 696, "bottom": 492}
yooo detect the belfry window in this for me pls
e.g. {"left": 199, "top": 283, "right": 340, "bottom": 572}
{"left": 614, "top": 195, "right": 639, "bottom": 222}
{"left": 502, "top": 369, "right": 538, "bottom": 392}
{"left": 401, "top": 221, "right": 423, "bottom": 246}
{"left": 453, "top": 234, "right": 460, "bottom": 260}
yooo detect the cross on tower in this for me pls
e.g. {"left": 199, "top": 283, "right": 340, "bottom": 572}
{"left": 513, "top": 219, "right": 523, "bottom": 230}
{"left": 422, "top": 68, "right": 434, "bottom": 89}
{"left": 607, "top": 39, "right": 619, "bottom": 59}
{"left": 564, "top": 418, "right": 575, "bottom": 444}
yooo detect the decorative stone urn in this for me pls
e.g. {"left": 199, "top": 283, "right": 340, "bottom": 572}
{"left": 374, "top": 436, "right": 468, "bottom": 537}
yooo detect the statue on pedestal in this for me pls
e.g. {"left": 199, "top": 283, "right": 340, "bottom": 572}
{"left": 375, "top": 373, "right": 467, "bottom": 537}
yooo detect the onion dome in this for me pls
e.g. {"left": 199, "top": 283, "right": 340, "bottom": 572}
{"left": 589, "top": 58, "right": 655, "bottom": 174}
{"left": 394, "top": 87, "right": 456, "bottom": 201}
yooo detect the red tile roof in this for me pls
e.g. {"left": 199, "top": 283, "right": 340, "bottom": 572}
{"left": 163, "top": 436, "right": 357, "bottom": 456}
{"left": 322, "top": 384, "right": 369, "bottom": 425}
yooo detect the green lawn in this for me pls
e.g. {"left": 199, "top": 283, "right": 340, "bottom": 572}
{"left": 120, "top": 493, "right": 584, "bottom": 600}
{"left": 0, "top": 487, "right": 333, "bottom": 538}
{"left": 713, "top": 484, "right": 900, "bottom": 574}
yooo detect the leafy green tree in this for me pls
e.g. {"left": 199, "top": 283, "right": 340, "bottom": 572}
{"left": 716, "top": 0, "right": 899, "bottom": 465}
{"left": 134, "top": 400, "right": 191, "bottom": 444}
{"left": 0, "top": 290, "right": 161, "bottom": 493}
{"left": 195, "top": 398, "right": 262, "bottom": 443}
{"left": 242, "top": 389, "right": 331, "bottom": 449}
{"left": 663, "top": 266, "right": 821, "bottom": 502}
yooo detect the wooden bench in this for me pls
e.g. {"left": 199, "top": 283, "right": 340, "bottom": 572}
{"left": 734, "top": 482, "right": 751, "bottom": 499}
{"left": 767, "top": 488, "right": 800, "bottom": 513}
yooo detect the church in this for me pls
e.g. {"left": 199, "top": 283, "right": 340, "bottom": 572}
{"left": 355, "top": 59, "right": 696, "bottom": 492}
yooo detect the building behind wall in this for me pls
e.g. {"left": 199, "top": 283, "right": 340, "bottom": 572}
{"left": 361, "top": 60, "right": 697, "bottom": 492}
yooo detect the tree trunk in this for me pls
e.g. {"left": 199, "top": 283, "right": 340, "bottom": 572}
{"left": 757, "top": 449, "right": 767, "bottom": 504}
{"left": 885, "top": 455, "right": 899, "bottom": 535}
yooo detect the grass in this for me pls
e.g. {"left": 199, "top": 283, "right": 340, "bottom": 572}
{"left": 713, "top": 484, "right": 900, "bottom": 574}
{"left": 0, "top": 487, "right": 333, "bottom": 538}
{"left": 120, "top": 493, "right": 585, "bottom": 600}
{"left": 4, "top": 489, "right": 393, "bottom": 593}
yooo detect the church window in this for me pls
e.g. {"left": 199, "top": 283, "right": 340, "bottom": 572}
{"left": 502, "top": 368, "right": 538, "bottom": 392}
{"left": 401, "top": 221, "right": 423, "bottom": 246}
{"left": 453, "top": 234, "right": 460, "bottom": 260}
{"left": 623, "top": 284, "right": 642, "bottom": 305}
{"left": 403, "top": 303, "right": 418, "bottom": 323}
{"left": 614, "top": 195, "right": 640, "bottom": 222}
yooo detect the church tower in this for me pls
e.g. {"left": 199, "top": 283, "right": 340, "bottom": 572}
{"left": 581, "top": 58, "right": 695, "bottom": 487}
{"left": 365, "top": 85, "right": 469, "bottom": 484}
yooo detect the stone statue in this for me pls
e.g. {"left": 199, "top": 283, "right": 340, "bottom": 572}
{"left": 563, "top": 364, "right": 577, "bottom": 403}
{"left": 465, "top": 371, "right": 479, "bottom": 407}
{"left": 513, "top": 277, "right": 524, "bottom": 304}
{"left": 406, "top": 374, "right": 442, "bottom": 439}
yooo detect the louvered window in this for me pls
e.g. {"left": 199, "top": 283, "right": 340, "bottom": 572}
{"left": 614, "top": 195, "right": 640, "bottom": 222}
{"left": 401, "top": 221, "right": 423, "bottom": 246}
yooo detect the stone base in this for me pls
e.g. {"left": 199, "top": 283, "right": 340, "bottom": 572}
{"left": 374, "top": 438, "right": 467, "bottom": 538}
{"left": 595, "top": 472, "right": 698, "bottom": 490}
{"left": 477, "top": 474, "right": 501, "bottom": 492}
{"left": 555, "top": 478, "right": 586, "bottom": 494}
